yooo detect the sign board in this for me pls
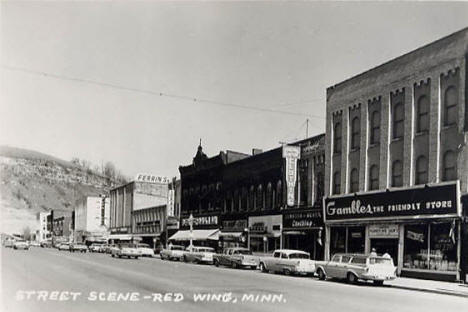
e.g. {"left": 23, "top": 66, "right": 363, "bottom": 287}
{"left": 324, "top": 182, "right": 460, "bottom": 222}
{"left": 222, "top": 220, "right": 247, "bottom": 232}
{"left": 369, "top": 224, "right": 399, "bottom": 238}
{"left": 167, "top": 189, "right": 175, "bottom": 216}
{"left": 181, "top": 215, "right": 218, "bottom": 227}
{"left": 135, "top": 174, "right": 170, "bottom": 184}
{"left": 282, "top": 145, "right": 301, "bottom": 206}
{"left": 283, "top": 209, "right": 322, "bottom": 229}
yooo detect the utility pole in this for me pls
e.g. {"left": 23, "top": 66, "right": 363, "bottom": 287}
{"left": 188, "top": 213, "right": 194, "bottom": 248}
{"left": 306, "top": 118, "right": 309, "bottom": 138}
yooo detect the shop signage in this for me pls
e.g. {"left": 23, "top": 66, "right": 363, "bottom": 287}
{"left": 250, "top": 222, "right": 267, "bottom": 233}
{"left": 135, "top": 173, "right": 170, "bottom": 184}
{"left": 222, "top": 220, "right": 247, "bottom": 231}
{"left": 369, "top": 224, "right": 399, "bottom": 238}
{"left": 283, "top": 209, "right": 322, "bottom": 229}
{"left": 181, "top": 215, "right": 218, "bottom": 227}
{"left": 110, "top": 227, "right": 129, "bottom": 234}
{"left": 324, "top": 182, "right": 459, "bottom": 222}
{"left": 283, "top": 145, "right": 301, "bottom": 206}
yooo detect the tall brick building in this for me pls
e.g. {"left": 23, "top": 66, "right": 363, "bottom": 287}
{"left": 324, "top": 28, "right": 468, "bottom": 281}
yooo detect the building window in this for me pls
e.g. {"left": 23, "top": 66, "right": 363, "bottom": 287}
{"left": 416, "top": 95, "right": 430, "bottom": 133}
{"left": 415, "top": 156, "right": 428, "bottom": 185}
{"left": 370, "top": 110, "right": 380, "bottom": 145}
{"left": 391, "top": 160, "right": 403, "bottom": 187}
{"left": 276, "top": 180, "right": 282, "bottom": 208}
{"left": 256, "top": 185, "right": 263, "bottom": 210}
{"left": 249, "top": 186, "right": 255, "bottom": 211}
{"left": 444, "top": 86, "right": 458, "bottom": 126}
{"left": 265, "top": 183, "right": 272, "bottom": 209}
{"left": 393, "top": 103, "right": 404, "bottom": 139}
{"left": 442, "top": 150, "right": 457, "bottom": 181}
{"left": 350, "top": 168, "right": 359, "bottom": 193}
{"left": 241, "top": 187, "right": 248, "bottom": 211}
{"left": 315, "top": 172, "right": 324, "bottom": 203}
{"left": 351, "top": 116, "right": 360, "bottom": 149}
{"left": 333, "top": 122, "right": 342, "bottom": 154}
{"left": 333, "top": 171, "right": 341, "bottom": 195}
{"left": 369, "top": 165, "right": 379, "bottom": 190}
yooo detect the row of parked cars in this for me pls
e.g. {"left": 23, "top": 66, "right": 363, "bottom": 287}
{"left": 159, "top": 245, "right": 397, "bottom": 286}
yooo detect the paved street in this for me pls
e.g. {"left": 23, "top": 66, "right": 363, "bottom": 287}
{"left": 2, "top": 247, "right": 467, "bottom": 312}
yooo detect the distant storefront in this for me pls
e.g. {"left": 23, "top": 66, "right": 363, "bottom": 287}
{"left": 248, "top": 215, "right": 282, "bottom": 253}
{"left": 324, "top": 181, "right": 462, "bottom": 281}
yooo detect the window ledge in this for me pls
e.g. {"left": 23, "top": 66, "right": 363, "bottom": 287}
{"left": 368, "top": 143, "right": 380, "bottom": 148}
{"left": 414, "top": 131, "right": 429, "bottom": 137}
{"left": 391, "top": 137, "right": 403, "bottom": 143}
{"left": 441, "top": 124, "right": 457, "bottom": 131}
{"left": 349, "top": 147, "right": 360, "bottom": 153}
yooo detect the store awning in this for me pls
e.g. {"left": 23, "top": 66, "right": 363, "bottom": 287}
{"left": 108, "top": 234, "right": 133, "bottom": 241}
{"left": 169, "top": 229, "right": 219, "bottom": 241}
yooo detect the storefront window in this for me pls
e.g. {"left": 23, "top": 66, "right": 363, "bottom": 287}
{"left": 330, "top": 227, "right": 346, "bottom": 256}
{"left": 250, "top": 237, "right": 264, "bottom": 253}
{"left": 348, "top": 227, "right": 365, "bottom": 253}
{"left": 403, "top": 222, "right": 458, "bottom": 272}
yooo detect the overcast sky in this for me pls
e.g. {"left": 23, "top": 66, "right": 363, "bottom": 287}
{"left": 1, "top": 1, "right": 467, "bottom": 179}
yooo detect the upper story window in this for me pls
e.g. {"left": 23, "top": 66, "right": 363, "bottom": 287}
{"left": 442, "top": 150, "right": 457, "bottom": 181}
{"left": 415, "top": 155, "right": 428, "bottom": 185}
{"left": 444, "top": 86, "right": 458, "bottom": 126}
{"left": 351, "top": 117, "right": 360, "bottom": 150}
{"left": 393, "top": 103, "right": 404, "bottom": 139}
{"left": 333, "top": 122, "right": 342, "bottom": 154}
{"left": 391, "top": 160, "right": 403, "bottom": 187}
{"left": 416, "top": 95, "right": 430, "bottom": 133}
{"left": 350, "top": 168, "right": 359, "bottom": 193}
{"left": 333, "top": 171, "right": 341, "bottom": 195}
{"left": 370, "top": 110, "right": 380, "bottom": 145}
{"left": 315, "top": 172, "right": 324, "bottom": 202}
{"left": 369, "top": 165, "right": 379, "bottom": 190}
{"left": 256, "top": 185, "right": 264, "bottom": 210}
{"left": 249, "top": 186, "right": 255, "bottom": 211}
{"left": 265, "top": 183, "right": 273, "bottom": 209}
{"left": 276, "top": 180, "right": 282, "bottom": 208}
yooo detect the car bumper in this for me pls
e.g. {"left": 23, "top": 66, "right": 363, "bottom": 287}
{"left": 361, "top": 273, "right": 396, "bottom": 281}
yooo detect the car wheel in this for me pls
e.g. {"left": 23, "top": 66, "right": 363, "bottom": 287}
{"left": 214, "top": 260, "right": 219, "bottom": 267}
{"left": 183, "top": 256, "right": 187, "bottom": 262}
{"left": 259, "top": 263, "right": 267, "bottom": 273}
{"left": 135, "top": 256, "right": 139, "bottom": 260}
{"left": 13, "top": 246, "right": 17, "bottom": 250}
{"left": 283, "top": 269, "right": 291, "bottom": 276}
{"left": 232, "top": 262, "right": 238, "bottom": 269}
{"left": 347, "top": 272, "right": 357, "bottom": 284}
{"left": 111, "top": 254, "right": 114, "bottom": 257}
{"left": 317, "top": 268, "right": 326, "bottom": 280}
{"left": 373, "top": 280, "right": 384, "bottom": 286}
{"left": 118, "top": 255, "right": 122, "bottom": 258}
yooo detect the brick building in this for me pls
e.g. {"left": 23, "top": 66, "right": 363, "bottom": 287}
{"left": 324, "top": 28, "right": 468, "bottom": 281}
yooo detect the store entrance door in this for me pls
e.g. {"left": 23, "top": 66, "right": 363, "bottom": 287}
{"left": 370, "top": 238, "right": 399, "bottom": 266}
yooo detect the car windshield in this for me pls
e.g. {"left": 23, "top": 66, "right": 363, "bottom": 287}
{"left": 369, "top": 257, "right": 392, "bottom": 265}
{"left": 120, "top": 243, "right": 137, "bottom": 248}
{"left": 235, "top": 249, "right": 252, "bottom": 255}
{"left": 289, "top": 253, "right": 310, "bottom": 259}
{"left": 138, "top": 244, "right": 150, "bottom": 248}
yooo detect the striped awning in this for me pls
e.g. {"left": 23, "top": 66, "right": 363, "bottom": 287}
{"left": 169, "top": 229, "right": 219, "bottom": 241}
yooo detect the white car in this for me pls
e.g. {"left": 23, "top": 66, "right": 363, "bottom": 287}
{"left": 316, "top": 253, "right": 397, "bottom": 285}
{"left": 136, "top": 243, "right": 154, "bottom": 257}
{"left": 183, "top": 246, "right": 215, "bottom": 264}
{"left": 111, "top": 243, "right": 141, "bottom": 259}
{"left": 160, "top": 245, "right": 185, "bottom": 261}
{"left": 58, "top": 243, "right": 70, "bottom": 251}
{"left": 259, "top": 249, "right": 316, "bottom": 276}
{"left": 13, "top": 240, "right": 30, "bottom": 250}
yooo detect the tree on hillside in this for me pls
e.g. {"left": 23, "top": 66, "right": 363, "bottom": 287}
{"left": 104, "top": 161, "right": 116, "bottom": 181}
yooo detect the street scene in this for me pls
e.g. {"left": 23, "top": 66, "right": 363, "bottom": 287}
{"left": 1, "top": 1, "right": 468, "bottom": 312}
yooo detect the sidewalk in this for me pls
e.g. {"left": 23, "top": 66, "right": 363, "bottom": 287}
{"left": 387, "top": 277, "right": 468, "bottom": 298}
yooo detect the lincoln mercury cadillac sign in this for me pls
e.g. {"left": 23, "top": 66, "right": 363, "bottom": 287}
{"left": 324, "top": 182, "right": 460, "bottom": 222}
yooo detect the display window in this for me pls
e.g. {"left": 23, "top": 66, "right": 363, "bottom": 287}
{"left": 330, "top": 227, "right": 346, "bottom": 255}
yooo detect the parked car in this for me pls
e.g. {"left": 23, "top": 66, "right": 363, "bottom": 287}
{"left": 40, "top": 240, "right": 52, "bottom": 248}
{"left": 213, "top": 247, "right": 258, "bottom": 269}
{"left": 13, "top": 240, "right": 30, "bottom": 250}
{"left": 104, "top": 244, "right": 117, "bottom": 254}
{"left": 258, "top": 249, "right": 316, "bottom": 276}
{"left": 70, "top": 243, "right": 88, "bottom": 253}
{"left": 136, "top": 243, "right": 154, "bottom": 257}
{"left": 4, "top": 239, "right": 15, "bottom": 248}
{"left": 29, "top": 241, "right": 41, "bottom": 247}
{"left": 183, "top": 246, "right": 215, "bottom": 264}
{"left": 315, "top": 253, "right": 397, "bottom": 286}
{"left": 160, "top": 245, "right": 185, "bottom": 261}
{"left": 58, "top": 243, "right": 70, "bottom": 251}
{"left": 111, "top": 243, "right": 141, "bottom": 259}
{"left": 89, "top": 244, "right": 105, "bottom": 253}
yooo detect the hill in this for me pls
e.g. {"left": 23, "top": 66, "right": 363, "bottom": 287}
{"left": 0, "top": 146, "right": 120, "bottom": 235}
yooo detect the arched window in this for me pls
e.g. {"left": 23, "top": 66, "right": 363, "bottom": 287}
{"left": 276, "top": 180, "right": 282, "bottom": 208}
{"left": 333, "top": 122, "right": 342, "bottom": 154}
{"left": 265, "top": 183, "right": 272, "bottom": 209}
{"left": 233, "top": 189, "right": 240, "bottom": 212}
{"left": 415, "top": 156, "right": 428, "bottom": 185}
{"left": 444, "top": 86, "right": 458, "bottom": 126}
{"left": 442, "top": 150, "right": 457, "bottom": 181}
{"left": 392, "top": 160, "right": 403, "bottom": 187}
{"left": 369, "top": 165, "right": 379, "bottom": 190}
{"left": 370, "top": 110, "right": 380, "bottom": 145}
{"left": 333, "top": 171, "right": 341, "bottom": 195}
{"left": 241, "top": 187, "right": 248, "bottom": 211}
{"left": 249, "top": 186, "right": 255, "bottom": 211}
{"left": 351, "top": 117, "right": 360, "bottom": 149}
{"left": 416, "top": 95, "right": 429, "bottom": 133}
{"left": 393, "top": 103, "right": 404, "bottom": 139}
{"left": 226, "top": 191, "right": 233, "bottom": 213}
{"left": 315, "top": 172, "right": 324, "bottom": 201}
{"left": 256, "top": 185, "right": 263, "bottom": 210}
{"left": 350, "top": 168, "right": 359, "bottom": 193}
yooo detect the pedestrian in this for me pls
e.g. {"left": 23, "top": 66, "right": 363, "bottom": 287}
{"left": 370, "top": 248, "right": 377, "bottom": 257}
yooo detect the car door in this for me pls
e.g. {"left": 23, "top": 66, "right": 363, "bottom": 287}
{"left": 337, "top": 255, "right": 352, "bottom": 278}
{"left": 223, "top": 249, "right": 232, "bottom": 266}
{"left": 270, "top": 251, "right": 281, "bottom": 271}
{"left": 326, "top": 255, "right": 341, "bottom": 277}
{"left": 280, "top": 252, "right": 291, "bottom": 271}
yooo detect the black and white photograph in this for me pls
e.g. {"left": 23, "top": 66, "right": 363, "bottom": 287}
{"left": 1, "top": 1, "right": 468, "bottom": 312}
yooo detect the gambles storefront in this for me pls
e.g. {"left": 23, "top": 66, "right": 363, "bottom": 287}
{"left": 324, "top": 182, "right": 462, "bottom": 281}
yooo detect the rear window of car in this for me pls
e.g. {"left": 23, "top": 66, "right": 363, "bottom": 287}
{"left": 351, "top": 257, "right": 367, "bottom": 264}
{"left": 273, "top": 252, "right": 281, "bottom": 258}
{"left": 341, "top": 256, "right": 352, "bottom": 263}
{"left": 331, "top": 255, "right": 341, "bottom": 262}
{"left": 289, "top": 253, "right": 310, "bottom": 259}
{"left": 236, "top": 249, "right": 252, "bottom": 255}
{"left": 369, "top": 257, "right": 392, "bottom": 265}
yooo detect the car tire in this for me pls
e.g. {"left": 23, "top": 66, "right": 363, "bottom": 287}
{"left": 214, "top": 260, "right": 219, "bottom": 267}
{"left": 347, "top": 272, "right": 357, "bottom": 284}
{"left": 111, "top": 254, "right": 114, "bottom": 257}
{"left": 284, "top": 269, "right": 291, "bottom": 276}
{"left": 373, "top": 280, "right": 384, "bottom": 286}
{"left": 232, "top": 262, "right": 238, "bottom": 269}
{"left": 317, "top": 268, "right": 326, "bottom": 280}
{"left": 259, "top": 263, "right": 267, "bottom": 273}
{"left": 118, "top": 255, "right": 122, "bottom": 258}
{"left": 183, "top": 256, "right": 187, "bottom": 262}
{"left": 135, "top": 256, "right": 139, "bottom": 260}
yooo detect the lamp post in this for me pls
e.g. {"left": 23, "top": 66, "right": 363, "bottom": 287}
{"left": 188, "top": 214, "right": 195, "bottom": 248}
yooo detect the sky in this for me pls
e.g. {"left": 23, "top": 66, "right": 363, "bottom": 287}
{"left": 1, "top": 1, "right": 468, "bottom": 179}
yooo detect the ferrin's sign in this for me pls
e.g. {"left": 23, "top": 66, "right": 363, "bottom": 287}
{"left": 282, "top": 145, "right": 301, "bottom": 207}
{"left": 324, "top": 182, "right": 460, "bottom": 222}
{"left": 135, "top": 174, "right": 170, "bottom": 184}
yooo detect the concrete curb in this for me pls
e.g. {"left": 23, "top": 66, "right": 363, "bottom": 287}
{"left": 389, "top": 284, "right": 468, "bottom": 298}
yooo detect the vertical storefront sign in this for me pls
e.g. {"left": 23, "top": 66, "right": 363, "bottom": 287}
{"left": 282, "top": 145, "right": 301, "bottom": 206}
